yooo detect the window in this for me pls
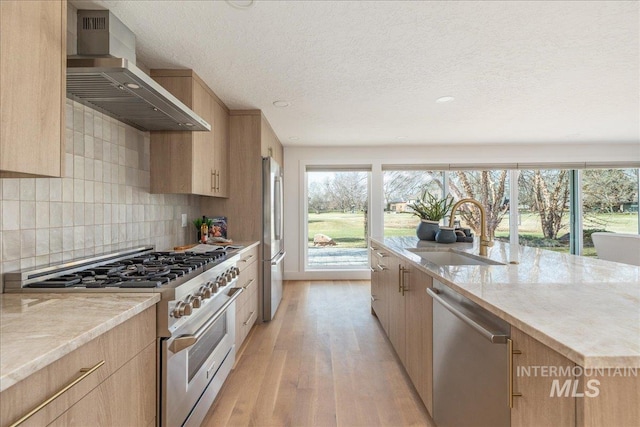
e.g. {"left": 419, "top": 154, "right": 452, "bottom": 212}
{"left": 382, "top": 170, "right": 445, "bottom": 237}
{"left": 581, "top": 168, "right": 639, "bottom": 256}
{"left": 449, "top": 170, "right": 510, "bottom": 241}
{"left": 306, "top": 169, "right": 370, "bottom": 269}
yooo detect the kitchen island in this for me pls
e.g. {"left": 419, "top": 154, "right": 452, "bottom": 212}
{"left": 370, "top": 236, "right": 639, "bottom": 427}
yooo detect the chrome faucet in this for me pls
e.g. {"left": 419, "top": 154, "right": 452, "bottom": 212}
{"left": 449, "top": 198, "right": 494, "bottom": 257}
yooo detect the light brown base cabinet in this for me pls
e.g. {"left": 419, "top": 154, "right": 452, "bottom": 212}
{"left": 369, "top": 244, "right": 433, "bottom": 413}
{"left": 235, "top": 245, "right": 260, "bottom": 353}
{"left": 512, "top": 327, "right": 640, "bottom": 427}
{"left": 0, "top": 307, "right": 156, "bottom": 427}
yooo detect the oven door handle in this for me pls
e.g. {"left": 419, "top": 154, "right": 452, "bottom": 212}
{"left": 169, "top": 287, "right": 244, "bottom": 354}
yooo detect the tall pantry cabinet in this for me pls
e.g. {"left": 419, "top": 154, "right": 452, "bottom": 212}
{"left": 0, "top": 0, "right": 66, "bottom": 177}
{"left": 201, "top": 110, "right": 283, "bottom": 241}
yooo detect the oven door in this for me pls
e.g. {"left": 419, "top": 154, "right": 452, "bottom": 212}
{"left": 162, "top": 288, "right": 243, "bottom": 427}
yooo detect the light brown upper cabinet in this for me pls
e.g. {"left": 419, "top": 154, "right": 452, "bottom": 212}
{"left": 0, "top": 0, "right": 66, "bottom": 178}
{"left": 149, "top": 69, "right": 229, "bottom": 197}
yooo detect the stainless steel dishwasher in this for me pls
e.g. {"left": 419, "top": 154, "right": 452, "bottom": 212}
{"left": 427, "top": 281, "right": 511, "bottom": 427}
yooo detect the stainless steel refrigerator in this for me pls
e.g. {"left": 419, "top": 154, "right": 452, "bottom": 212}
{"left": 262, "top": 157, "right": 285, "bottom": 321}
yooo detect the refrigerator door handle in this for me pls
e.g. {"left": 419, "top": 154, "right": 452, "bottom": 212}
{"left": 274, "top": 175, "right": 283, "bottom": 240}
{"left": 271, "top": 251, "right": 286, "bottom": 265}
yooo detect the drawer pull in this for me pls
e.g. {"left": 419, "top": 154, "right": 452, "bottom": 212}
{"left": 243, "top": 278, "right": 256, "bottom": 289}
{"left": 9, "top": 360, "right": 105, "bottom": 427}
{"left": 243, "top": 311, "right": 256, "bottom": 326}
{"left": 239, "top": 254, "right": 255, "bottom": 263}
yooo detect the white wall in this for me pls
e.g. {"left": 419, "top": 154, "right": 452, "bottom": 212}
{"left": 282, "top": 142, "right": 640, "bottom": 280}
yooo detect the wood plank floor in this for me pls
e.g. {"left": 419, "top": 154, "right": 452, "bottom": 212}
{"left": 202, "top": 280, "right": 436, "bottom": 427}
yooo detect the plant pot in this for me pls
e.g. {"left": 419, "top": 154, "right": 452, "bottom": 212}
{"left": 435, "top": 226, "right": 457, "bottom": 244}
{"left": 417, "top": 220, "right": 440, "bottom": 241}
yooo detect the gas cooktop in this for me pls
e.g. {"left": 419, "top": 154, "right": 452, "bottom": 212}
{"left": 4, "top": 247, "right": 232, "bottom": 291}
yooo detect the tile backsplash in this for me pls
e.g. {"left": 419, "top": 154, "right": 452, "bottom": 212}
{"left": 0, "top": 100, "right": 201, "bottom": 291}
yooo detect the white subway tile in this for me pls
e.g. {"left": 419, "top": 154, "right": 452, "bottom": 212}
{"left": 50, "top": 202, "right": 63, "bottom": 227}
{"left": 2, "top": 230, "right": 20, "bottom": 261}
{"left": 35, "top": 202, "right": 50, "bottom": 228}
{"left": 35, "top": 179, "right": 50, "bottom": 201}
{"left": 2, "top": 201, "right": 20, "bottom": 230}
{"left": 50, "top": 227, "right": 63, "bottom": 253}
{"left": 36, "top": 230, "right": 50, "bottom": 256}
{"left": 20, "top": 229, "right": 36, "bottom": 258}
{"left": 19, "top": 201, "right": 35, "bottom": 229}
{"left": 20, "top": 178, "right": 35, "bottom": 200}
{"left": 2, "top": 179, "right": 20, "bottom": 200}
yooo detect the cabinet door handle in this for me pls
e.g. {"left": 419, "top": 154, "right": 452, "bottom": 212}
{"left": 507, "top": 338, "right": 523, "bottom": 408}
{"left": 376, "top": 264, "right": 387, "bottom": 271}
{"left": 400, "top": 266, "right": 409, "bottom": 296}
{"left": 9, "top": 360, "right": 105, "bottom": 427}
{"left": 243, "top": 311, "right": 256, "bottom": 326}
{"left": 243, "top": 278, "right": 255, "bottom": 289}
{"left": 375, "top": 252, "right": 387, "bottom": 258}
{"left": 239, "top": 254, "right": 254, "bottom": 263}
{"left": 216, "top": 171, "right": 221, "bottom": 191}
{"left": 370, "top": 267, "right": 377, "bottom": 273}
{"left": 210, "top": 170, "right": 215, "bottom": 192}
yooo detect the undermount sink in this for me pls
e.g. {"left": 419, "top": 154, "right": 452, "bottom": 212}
{"left": 406, "top": 249, "right": 505, "bottom": 266}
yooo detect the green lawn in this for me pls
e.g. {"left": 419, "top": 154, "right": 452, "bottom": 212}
{"left": 308, "top": 211, "right": 638, "bottom": 256}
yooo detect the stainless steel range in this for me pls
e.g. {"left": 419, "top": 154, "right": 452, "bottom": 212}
{"left": 4, "top": 245, "right": 245, "bottom": 427}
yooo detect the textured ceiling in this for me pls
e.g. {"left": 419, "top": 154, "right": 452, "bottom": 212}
{"left": 73, "top": 1, "right": 639, "bottom": 147}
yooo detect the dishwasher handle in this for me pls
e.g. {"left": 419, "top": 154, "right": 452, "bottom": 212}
{"left": 427, "top": 288, "right": 508, "bottom": 344}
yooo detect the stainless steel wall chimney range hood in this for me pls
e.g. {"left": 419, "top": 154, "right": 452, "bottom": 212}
{"left": 67, "top": 10, "right": 210, "bottom": 132}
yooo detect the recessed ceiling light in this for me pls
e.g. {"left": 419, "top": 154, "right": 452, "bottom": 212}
{"left": 397, "top": 136, "right": 408, "bottom": 140}
{"left": 125, "top": 82, "right": 140, "bottom": 89}
{"left": 225, "top": 0, "right": 254, "bottom": 9}
{"left": 273, "top": 100, "right": 290, "bottom": 107}
{"left": 436, "top": 96, "right": 455, "bottom": 103}
{"left": 289, "top": 136, "right": 299, "bottom": 141}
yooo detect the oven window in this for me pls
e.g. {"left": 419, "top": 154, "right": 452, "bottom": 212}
{"left": 188, "top": 315, "right": 227, "bottom": 382}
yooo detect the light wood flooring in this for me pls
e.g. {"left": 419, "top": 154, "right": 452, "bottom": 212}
{"left": 202, "top": 280, "right": 435, "bottom": 427}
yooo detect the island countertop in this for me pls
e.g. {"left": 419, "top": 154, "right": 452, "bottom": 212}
{"left": 370, "top": 236, "right": 640, "bottom": 369}
{"left": 0, "top": 293, "right": 160, "bottom": 392}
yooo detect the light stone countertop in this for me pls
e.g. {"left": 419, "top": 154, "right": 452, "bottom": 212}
{"left": 0, "top": 293, "right": 160, "bottom": 392}
{"left": 371, "top": 236, "right": 640, "bottom": 369}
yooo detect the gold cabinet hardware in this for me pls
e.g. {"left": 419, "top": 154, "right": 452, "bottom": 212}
{"left": 243, "top": 278, "right": 255, "bottom": 289}
{"left": 377, "top": 264, "right": 387, "bottom": 272}
{"left": 507, "top": 338, "right": 523, "bottom": 408}
{"left": 9, "top": 360, "right": 105, "bottom": 427}
{"left": 400, "top": 266, "right": 410, "bottom": 296}
{"left": 243, "top": 311, "right": 256, "bottom": 326}
{"left": 210, "top": 169, "right": 215, "bottom": 192}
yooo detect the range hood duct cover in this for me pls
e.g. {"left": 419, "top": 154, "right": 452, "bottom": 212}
{"left": 67, "top": 10, "right": 210, "bottom": 132}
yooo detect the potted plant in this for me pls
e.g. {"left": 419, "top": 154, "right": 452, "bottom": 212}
{"left": 407, "top": 191, "right": 455, "bottom": 240}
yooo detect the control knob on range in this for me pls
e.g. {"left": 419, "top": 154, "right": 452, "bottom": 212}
{"left": 187, "top": 295, "right": 202, "bottom": 308}
{"left": 172, "top": 301, "right": 193, "bottom": 318}
{"left": 197, "top": 284, "right": 212, "bottom": 299}
{"left": 215, "top": 277, "right": 226, "bottom": 291}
